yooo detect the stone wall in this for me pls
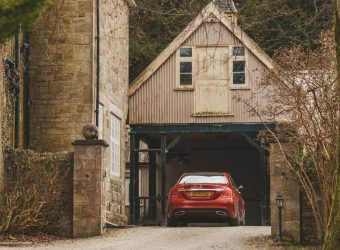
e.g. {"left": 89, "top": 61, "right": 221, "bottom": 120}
{"left": 30, "top": 0, "right": 95, "bottom": 152}
{"left": 99, "top": 0, "right": 130, "bottom": 225}
{"left": 0, "top": 40, "right": 15, "bottom": 191}
{"left": 29, "top": 0, "right": 130, "bottom": 228}
{"left": 301, "top": 191, "right": 319, "bottom": 244}
{"left": 269, "top": 143, "right": 300, "bottom": 243}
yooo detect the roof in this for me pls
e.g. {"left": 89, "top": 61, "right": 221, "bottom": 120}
{"left": 184, "top": 172, "right": 226, "bottom": 176}
{"left": 213, "top": 0, "right": 238, "bottom": 13}
{"left": 129, "top": 2, "right": 274, "bottom": 96}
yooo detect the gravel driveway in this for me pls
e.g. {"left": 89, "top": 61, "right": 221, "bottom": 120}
{"left": 1, "top": 226, "right": 279, "bottom": 250}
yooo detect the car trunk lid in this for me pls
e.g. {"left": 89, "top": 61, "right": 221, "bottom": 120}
{"left": 178, "top": 184, "right": 225, "bottom": 200}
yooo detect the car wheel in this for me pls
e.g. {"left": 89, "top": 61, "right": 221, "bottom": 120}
{"left": 178, "top": 220, "right": 187, "bottom": 227}
{"left": 240, "top": 215, "right": 246, "bottom": 226}
{"left": 166, "top": 217, "right": 178, "bottom": 227}
{"left": 230, "top": 212, "right": 240, "bottom": 226}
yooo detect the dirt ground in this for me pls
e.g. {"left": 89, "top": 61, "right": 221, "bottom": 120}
{"left": 0, "top": 226, "right": 321, "bottom": 250}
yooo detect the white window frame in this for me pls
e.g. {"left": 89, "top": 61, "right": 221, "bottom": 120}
{"left": 98, "top": 104, "right": 104, "bottom": 139}
{"left": 175, "top": 46, "right": 195, "bottom": 90}
{"left": 110, "top": 114, "right": 121, "bottom": 176}
{"left": 229, "top": 45, "right": 249, "bottom": 89}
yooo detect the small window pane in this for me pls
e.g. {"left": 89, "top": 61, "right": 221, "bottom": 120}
{"left": 233, "top": 61, "right": 245, "bottom": 72}
{"left": 180, "top": 74, "right": 192, "bottom": 85}
{"left": 98, "top": 105, "right": 104, "bottom": 139}
{"left": 233, "top": 47, "right": 245, "bottom": 56}
{"left": 180, "top": 48, "right": 192, "bottom": 57}
{"left": 233, "top": 73, "right": 245, "bottom": 84}
{"left": 180, "top": 62, "right": 192, "bottom": 73}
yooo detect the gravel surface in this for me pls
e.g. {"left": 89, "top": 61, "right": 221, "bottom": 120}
{"left": 0, "top": 226, "right": 310, "bottom": 250}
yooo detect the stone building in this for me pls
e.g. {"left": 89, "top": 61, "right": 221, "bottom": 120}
{"left": 0, "top": 0, "right": 136, "bottom": 234}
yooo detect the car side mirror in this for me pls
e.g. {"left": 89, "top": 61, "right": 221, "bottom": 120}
{"left": 238, "top": 185, "right": 244, "bottom": 191}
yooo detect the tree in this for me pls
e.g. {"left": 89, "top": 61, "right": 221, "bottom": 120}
{"left": 129, "top": 0, "right": 334, "bottom": 82}
{"left": 323, "top": 1, "right": 340, "bottom": 249}
{"left": 238, "top": 31, "right": 338, "bottom": 238}
{"left": 0, "top": 0, "right": 52, "bottom": 43}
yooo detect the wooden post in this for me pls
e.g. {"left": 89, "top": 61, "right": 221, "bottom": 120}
{"left": 129, "top": 133, "right": 139, "bottom": 224}
{"left": 149, "top": 149, "right": 157, "bottom": 221}
{"left": 134, "top": 136, "right": 140, "bottom": 223}
{"left": 160, "top": 134, "right": 167, "bottom": 225}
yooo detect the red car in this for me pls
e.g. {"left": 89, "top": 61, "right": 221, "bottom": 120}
{"left": 167, "top": 172, "right": 245, "bottom": 226}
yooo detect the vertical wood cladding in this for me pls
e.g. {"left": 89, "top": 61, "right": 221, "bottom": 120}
{"left": 129, "top": 22, "right": 271, "bottom": 124}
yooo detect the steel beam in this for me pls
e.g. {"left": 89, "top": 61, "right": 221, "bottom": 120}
{"left": 130, "top": 123, "right": 275, "bottom": 134}
{"left": 160, "top": 134, "right": 167, "bottom": 225}
{"left": 148, "top": 149, "right": 157, "bottom": 221}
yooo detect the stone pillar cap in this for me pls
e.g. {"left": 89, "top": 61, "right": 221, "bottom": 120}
{"left": 72, "top": 139, "right": 109, "bottom": 147}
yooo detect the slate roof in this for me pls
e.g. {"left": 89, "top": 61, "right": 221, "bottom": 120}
{"left": 213, "top": 0, "right": 238, "bottom": 13}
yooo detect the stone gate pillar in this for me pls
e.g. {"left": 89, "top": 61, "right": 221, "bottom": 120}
{"left": 269, "top": 143, "right": 300, "bottom": 243}
{"left": 72, "top": 137, "right": 109, "bottom": 238}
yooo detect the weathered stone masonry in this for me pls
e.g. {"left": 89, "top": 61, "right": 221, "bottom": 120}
{"left": 73, "top": 140, "right": 108, "bottom": 237}
{"left": 269, "top": 143, "right": 300, "bottom": 243}
{"left": 28, "top": 0, "right": 132, "bottom": 228}
{"left": 98, "top": 0, "right": 130, "bottom": 225}
{"left": 30, "top": 0, "right": 95, "bottom": 153}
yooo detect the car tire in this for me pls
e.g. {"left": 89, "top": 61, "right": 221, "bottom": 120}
{"left": 240, "top": 216, "right": 245, "bottom": 226}
{"left": 166, "top": 217, "right": 178, "bottom": 227}
{"left": 178, "top": 220, "right": 187, "bottom": 227}
{"left": 230, "top": 212, "right": 240, "bottom": 226}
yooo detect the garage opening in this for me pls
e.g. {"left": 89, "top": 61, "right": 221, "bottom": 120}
{"left": 127, "top": 125, "right": 272, "bottom": 227}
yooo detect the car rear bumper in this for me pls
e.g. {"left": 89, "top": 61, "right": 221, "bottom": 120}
{"left": 172, "top": 208, "right": 229, "bottom": 222}
{"left": 168, "top": 197, "right": 237, "bottom": 220}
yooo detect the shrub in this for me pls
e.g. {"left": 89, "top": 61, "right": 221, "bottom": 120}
{"left": 0, "top": 148, "right": 73, "bottom": 235}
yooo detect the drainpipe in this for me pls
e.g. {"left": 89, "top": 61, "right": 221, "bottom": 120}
{"left": 23, "top": 32, "right": 31, "bottom": 149}
{"left": 95, "top": 0, "right": 100, "bottom": 127}
{"left": 14, "top": 30, "right": 20, "bottom": 149}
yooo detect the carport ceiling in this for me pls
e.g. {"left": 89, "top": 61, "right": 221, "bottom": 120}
{"left": 144, "top": 132, "right": 259, "bottom": 151}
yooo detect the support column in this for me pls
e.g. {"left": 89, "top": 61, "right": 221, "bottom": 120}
{"left": 133, "top": 136, "right": 140, "bottom": 223}
{"left": 149, "top": 149, "right": 157, "bottom": 221}
{"left": 129, "top": 133, "right": 139, "bottom": 224}
{"left": 160, "top": 134, "right": 167, "bottom": 225}
{"left": 269, "top": 143, "right": 300, "bottom": 243}
{"left": 72, "top": 139, "right": 109, "bottom": 238}
{"left": 261, "top": 150, "right": 270, "bottom": 226}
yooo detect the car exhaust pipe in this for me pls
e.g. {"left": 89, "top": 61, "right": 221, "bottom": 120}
{"left": 175, "top": 211, "right": 185, "bottom": 216}
{"left": 216, "top": 211, "right": 227, "bottom": 216}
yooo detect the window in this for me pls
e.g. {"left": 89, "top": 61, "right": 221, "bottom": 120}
{"left": 98, "top": 104, "right": 104, "bottom": 139}
{"left": 177, "top": 47, "right": 194, "bottom": 87}
{"left": 179, "top": 175, "right": 228, "bottom": 184}
{"left": 231, "top": 46, "right": 247, "bottom": 86}
{"left": 110, "top": 114, "right": 121, "bottom": 176}
{"left": 233, "top": 61, "right": 246, "bottom": 84}
{"left": 229, "top": 176, "right": 238, "bottom": 188}
{"left": 233, "top": 46, "right": 245, "bottom": 56}
{"left": 125, "top": 178, "right": 130, "bottom": 206}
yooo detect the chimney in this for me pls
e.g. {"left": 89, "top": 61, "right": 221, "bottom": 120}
{"left": 213, "top": 0, "right": 238, "bottom": 25}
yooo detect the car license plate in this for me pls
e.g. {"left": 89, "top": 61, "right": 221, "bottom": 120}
{"left": 189, "top": 191, "right": 213, "bottom": 197}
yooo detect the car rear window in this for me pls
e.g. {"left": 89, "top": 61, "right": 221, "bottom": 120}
{"left": 179, "top": 175, "right": 228, "bottom": 184}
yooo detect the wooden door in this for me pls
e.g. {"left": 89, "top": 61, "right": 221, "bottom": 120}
{"left": 194, "top": 47, "right": 230, "bottom": 115}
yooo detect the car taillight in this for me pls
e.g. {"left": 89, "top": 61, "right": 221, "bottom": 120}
{"left": 221, "top": 188, "right": 232, "bottom": 198}
{"left": 170, "top": 189, "right": 181, "bottom": 198}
